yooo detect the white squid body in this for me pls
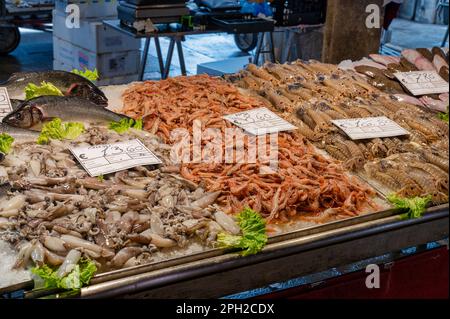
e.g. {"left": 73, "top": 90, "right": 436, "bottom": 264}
{"left": 0, "top": 195, "right": 26, "bottom": 217}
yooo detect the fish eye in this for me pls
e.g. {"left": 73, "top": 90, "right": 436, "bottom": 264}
{"left": 15, "top": 113, "right": 23, "bottom": 120}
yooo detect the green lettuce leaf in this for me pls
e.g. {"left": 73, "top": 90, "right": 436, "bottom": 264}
{"left": 387, "top": 193, "right": 432, "bottom": 219}
{"left": 25, "top": 82, "right": 64, "bottom": 100}
{"left": 71, "top": 68, "right": 99, "bottom": 82}
{"left": 0, "top": 133, "right": 14, "bottom": 154}
{"left": 109, "top": 118, "right": 143, "bottom": 134}
{"left": 217, "top": 207, "right": 268, "bottom": 256}
{"left": 438, "top": 112, "right": 449, "bottom": 123}
{"left": 438, "top": 106, "right": 449, "bottom": 123}
{"left": 37, "top": 118, "right": 85, "bottom": 145}
{"left": 31, "top": 258, "right": 97, "bottom": 291}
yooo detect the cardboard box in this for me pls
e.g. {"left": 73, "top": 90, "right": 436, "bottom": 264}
{"left": 55, "top": 0, "right": 118, "bottom": 19}
{"left": 53, "top": 36, "right": 141, "bottom": 78}
{"left": 53, "top": 59, "right": 139, "bottom": 86}
{"left": 53, "top": 10, "right": 141, "bottom": 54}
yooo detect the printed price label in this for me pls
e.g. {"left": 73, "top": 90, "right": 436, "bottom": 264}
{"left": 0, "top": 88, "right": 13, "bottom": 121}
{"left": 394, "top": 71, "right": 449, "bottom": 96}
{"left": 223, "top": 107, "right": 297, "bottom": 135}
{"left": 69, "top": 139, "right": 162, "bottom": 177}
{"left": 331, "top": 116, "right": 409, "bottom": 140}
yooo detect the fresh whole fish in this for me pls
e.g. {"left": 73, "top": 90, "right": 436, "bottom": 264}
{"left": 0, "top": 122, "right": 39, "bottom": 160}
{"left": 0, "top": 122, "right": 40, "bottom": 142}
{"left": 439, "top": 93, "right": 449, "bottom": 103}
{"left": 432, "top": 47, "right": 448, "bottom": 62}
{"left": 402, "top": 49, "right": 435, "bottom": 71}
{"left": 393, "top": 94, "right": 425, "bottom": 107}
{"left": 415, "top": 48, "right": 434, "bottom": 62}
{"left": 2, "top": 71, "right": 108, "bottom": 106}
{"left": 420, "top": 96, "right": 448, "bottom": 113}
{"left": 433, "top": 55, "right": 449, "bottom": 73}
{"left": 369, "top": 54, "right": 400, "bottom": 66}
{"left": 2, "top": 96, "right": 128, "bottom": 130}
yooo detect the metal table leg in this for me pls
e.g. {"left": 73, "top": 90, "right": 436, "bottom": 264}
{"left": 154, "top": 36, "right": 164, "bottom": 76}
{"left": 268, "top": 31, "right": 276, "bottom": 63}
{"left": 163, "top": 37, "right": 176, "bottom": 79}
{"left": 139, "top": 37, "right": 151, "bottom": 81}
{"left": 175, "top": 37, "right": 187, "bottom": 76}
{"left": 442, "top": 25, "right": 449, "bottom": 47}
{"left": 282, "top": 30, "right": 295, "bottom": 63}
{"left": 254, "top": 32, "right": 264, "bottom": 65}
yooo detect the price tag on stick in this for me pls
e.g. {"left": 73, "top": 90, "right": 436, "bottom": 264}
{"left": 394, "top": 71, "right": 449, "bottom": 96}
{"left": 0, "top": 88, "right": 13, "bottom": 121}
{"left": 223, "top": 107, "right": 297, "bottom": 135}
{"left": 331, "top": 116, "right": 409, "bottom": 140}
{"left": 70, "top": 139, "right": 162, "bottom": 177}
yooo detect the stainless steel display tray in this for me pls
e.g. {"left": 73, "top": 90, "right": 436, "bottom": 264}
{"left": 1, "top": 204, "right": 447, "bottom": 299}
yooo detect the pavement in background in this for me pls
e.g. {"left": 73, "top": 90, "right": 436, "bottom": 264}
{"left": 0, "top": 18, "right": 448, "bottom": 82}
{"left": 0, "top": 28, "right": 53, "bottom": 83}
{"left": 388, "top": 18, "right": 448, "bottom": 49}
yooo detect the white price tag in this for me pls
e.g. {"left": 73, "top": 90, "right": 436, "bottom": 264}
{"left": 331, "top": 116, "right": 409, "bottom": 140}
{"left": 69, "top": 139, "right": 162, "bottom": 177}
{"left": 223, "top": 107, "right": 297, "bottom": 135}
{"left": 0, "top": 87, "right": 13, "bottom": 121}
{"left": 394, "top": 71, "right": 449, "bottom": 96}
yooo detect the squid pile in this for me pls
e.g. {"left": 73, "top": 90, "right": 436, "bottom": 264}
{"left": 121, "top": 75, "right": 379, "bottom": 224}
{"left": 0, "top": 127, "right": 244, "bottom": 272}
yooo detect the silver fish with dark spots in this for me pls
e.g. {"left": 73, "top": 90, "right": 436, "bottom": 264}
{"left": 0, "top": 123, "right": 40, "bottom": 161}
{"left": 2, "top": 71, "right": 108, "bottom": 106}
{"left": 0, "top": 122, "right": 40, "bottom": 142}
{"left": 2, "top": 96, "right": 129, "bottom": 130}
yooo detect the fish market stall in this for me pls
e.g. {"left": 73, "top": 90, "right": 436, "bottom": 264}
{"left": 0, "top": 52, "right": 448, "bottom": 298}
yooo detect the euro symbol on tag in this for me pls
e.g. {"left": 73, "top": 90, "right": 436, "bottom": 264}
{"left": 79, "top": 153, "right": 88, "bottom": 160}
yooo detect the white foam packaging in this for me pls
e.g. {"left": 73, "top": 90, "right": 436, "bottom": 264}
{"left": 55, "top": 0, "right": 118, "bottom": 19}
{"left": 52, "top": 10, "right": 141, "bottom": 54}
{"left": 53, "top": 36, "right": 141, "bottom": 79}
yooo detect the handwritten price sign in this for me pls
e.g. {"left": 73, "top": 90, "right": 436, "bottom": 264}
{"left": 70, "top": 139, "right": 162, "bottom": 176}
{"left": 331, "top": 116, "right": 409, "bottom": 140}
{"left": 0, "top": 88, "right": 13, "bottom": 121}
{"left": 394, "top": 71, "right": 449, "bottom": 96}
{"left": 223, "top": 107, "right": 297, "bottom": 135}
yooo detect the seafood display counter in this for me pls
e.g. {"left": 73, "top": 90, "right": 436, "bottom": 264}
{"left": 1, "top": 204, "right": 448, "bottom": 298}
{"left": 0, "top": 48, "right": 449, "bottom": 298}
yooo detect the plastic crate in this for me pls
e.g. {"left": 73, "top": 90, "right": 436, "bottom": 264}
{"left": 270, "top": 0, "right": 327, "bottom": 26}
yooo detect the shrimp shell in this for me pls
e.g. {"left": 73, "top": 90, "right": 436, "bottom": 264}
{"left": 422, "top": 151, "right": 449, "bottom": 171}
{"left": 266, "top": 89, "right": 292, "bottom": 112}
{"left": 372, "top": 171, "right": 400, "bottom": 190}
{"left": 248, "top": 64, "right": 279, "bottom": 84}
{"left": 404, "top": 118, "right": 438, "bottom": 141}
{"left": 305, "top": 108, "right": 330, "bottom": 132}
{"left": 408, "top": 170, "right": 436, "bottom": 194}
{"left": 384, "top": 169, "right": 416, "bottom": 187}
{"left": 324, "top": 145, "right": 347, "bottom": 161}
{"left": 324, "top": 109, "right": 346, "bottom": 120}
{"left": 408, "top": 162, "right": 448, "bottom": 180}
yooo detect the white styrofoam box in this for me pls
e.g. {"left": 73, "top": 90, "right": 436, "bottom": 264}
{"left": 52, "top": 11, "right": 140, "bottom": 54}
{"left": 55, "top": 0, "right": 118, "bottom": 19}
{"left": 54, "top": 59, "right": 139, "bottom": 86}
{"left": 53, "top": 36, "right": 140, "bottom": 78}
